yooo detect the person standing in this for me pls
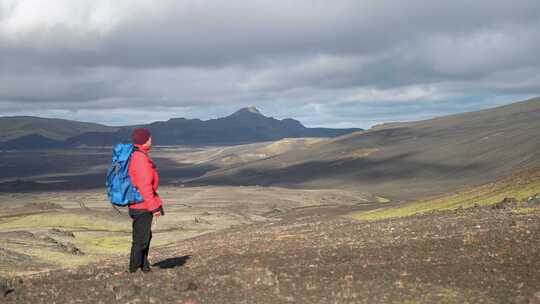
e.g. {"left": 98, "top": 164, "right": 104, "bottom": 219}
{"left": 128, "top": 128, "right": 164, "bottom": 273}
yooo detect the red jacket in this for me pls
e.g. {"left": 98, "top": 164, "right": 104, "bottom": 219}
{"left": 128, "top": 144, "right": 163, "bottom": 213}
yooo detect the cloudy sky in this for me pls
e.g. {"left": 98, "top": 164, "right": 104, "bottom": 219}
{"left": 1, "top": 0, "right": 539, "bottom": 128}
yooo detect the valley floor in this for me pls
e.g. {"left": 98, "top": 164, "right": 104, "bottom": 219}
{"left": 0, "top": 186, "right": 375, "bottom": 277}
{"left": 3, "top": 201, "right": 540, "bottom": 303}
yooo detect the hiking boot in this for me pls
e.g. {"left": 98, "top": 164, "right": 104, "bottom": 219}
{"left": 142, "top": 266, "right": 152, "bottom": 273}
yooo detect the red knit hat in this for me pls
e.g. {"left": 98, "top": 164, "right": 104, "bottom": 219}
{"left": 131, "top": 128, "right": 151, "bottom": 145}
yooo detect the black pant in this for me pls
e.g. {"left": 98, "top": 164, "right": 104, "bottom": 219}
{"left": 129, "top": 210, "right": 153, "bottom": 272}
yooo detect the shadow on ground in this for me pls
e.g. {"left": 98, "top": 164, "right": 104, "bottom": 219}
{"left": 152, "top": 255, "right": 191, "bottom": 269}
{"left": 0, "top": 151, "right": 218, "bottom": 193}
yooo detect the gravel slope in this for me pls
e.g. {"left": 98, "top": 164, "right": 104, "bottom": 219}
{"left": 3, "top": 201, "right": 540, "bottom": 303}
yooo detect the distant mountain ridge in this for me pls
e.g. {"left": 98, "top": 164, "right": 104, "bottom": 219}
{"left": 0, "top": 116, "right": 117, "bottom": 142}
{"left": 189, "top": 97, "right": 540, "bottom": 200}
{"left": 0, "top": 107, "right": 362, "bottom": 149}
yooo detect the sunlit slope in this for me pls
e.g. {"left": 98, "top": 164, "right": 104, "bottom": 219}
{"left": 190, "top": 97, "right": 540, "bottom": 200}
{"left": 351, "top": 166, "right": 540, "bottom": 221}
{"left": 0, "top": 116, "right": 116, "bottom": 142}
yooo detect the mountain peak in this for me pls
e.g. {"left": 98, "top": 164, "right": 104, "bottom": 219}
{"left": 234, "top": 106, "right": 263, "bottom": 116}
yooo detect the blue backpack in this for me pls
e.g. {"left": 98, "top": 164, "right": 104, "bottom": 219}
{"left": 106, "top": 143, "right": 143, "bottom": 206}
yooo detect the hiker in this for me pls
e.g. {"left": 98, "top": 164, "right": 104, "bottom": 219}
{"left": 128, "top": 128, "right": 164, "bottom": 273}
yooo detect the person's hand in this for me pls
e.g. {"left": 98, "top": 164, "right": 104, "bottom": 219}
{"left": 152, "top": 212, "right": 160, "bottom": 228}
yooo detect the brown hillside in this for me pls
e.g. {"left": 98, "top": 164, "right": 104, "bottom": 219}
{"left": 190, "top": 97, "right": 540, "bottom": 201}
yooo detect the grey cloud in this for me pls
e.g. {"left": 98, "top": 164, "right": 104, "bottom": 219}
{"left": 3, "top": 1, "right": 540, "bottom": 69}
{"left": 1, "top": 0, "right": 540, "bottom": 128}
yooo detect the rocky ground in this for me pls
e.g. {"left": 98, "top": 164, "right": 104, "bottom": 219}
{"left": 0, "top": 186, "right": 375, "bottom": 276}
{"left": 2, "top": 198, "right": 540, "bottom": 304}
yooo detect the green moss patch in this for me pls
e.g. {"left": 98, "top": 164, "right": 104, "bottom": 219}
{"left": 350, "top": 172, "right": 540, "bottom": 221}
{"left": 0, "top": 212, "right": 129, "bottom": 232}
{"left": 75, "top": 234, "right": 131, "bottom": 254}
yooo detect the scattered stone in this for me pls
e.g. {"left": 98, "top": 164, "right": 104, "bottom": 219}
{"left": 0, "top": 276, "right": 14, "bottom": 297}
{"left": 106, "top": 283, "right": 119, "bottom": 293}
{"left": 263, "top": 207, "right": 286, "bottom": 217}
{"left": 114, "top": 285, "right": 140, "bottom": 300}
{"left": 95, "top": 272, "right": 110, "bottom": 280}
{"left": 194, "top": 217, "right": 209, "bottom": 224}
{"left": 492, "top": 197, "right": 517, "bottom": 210}
{"left": 42, "top": 236, "right": 59, "bottom": 244}
{"left": 233, "top": 267, "right": 278, "bottom": 289}
{"left": 5, "top": 193, "right": 540, "bottom": 303}
{"left": 529, "top": 291, "right": 540, "bottom": 304}
{"left": 272, "top": 208, "right": 285, "bottom": 214}
{"left": 49, "top": 228, "right": 75, "bottom": 238}
{"left": 59, "top": 242, "right": 84, "bottom": 255}
{"left": 491, "top": 202, "right": 509, "bottom": 210}
{"left": 172, "top": 279, "right": 199, "bottom": 292}
{"left": 187, "top": 281, "right": 199, "bottom": 291}
{"left": 525, "top": 193, "right": 540, "bottom": 207}
{"left": 502, "top": 197, "right": 518, "bottom": 203}
{"left": 23, "top": 202, "right": 62, "bottom": 210}
{"left": 42, "top": 236, "right": 83, "bottom": 255}
{"left": 0, "top": 283, "right": 9, "bottom": 297}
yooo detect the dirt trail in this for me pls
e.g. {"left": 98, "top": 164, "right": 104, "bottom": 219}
{"left": 3, "top": 204, "right": 540, "bottom": 303}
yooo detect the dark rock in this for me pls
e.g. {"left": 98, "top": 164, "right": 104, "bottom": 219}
{"left": 525, "top": 193, "right": 540, "bottom": 207}
{"left": 59, "top": 242, "right": 84, "bottom": 256}
{"left": 194, "top": 217, "right": 209, "bottom": 224}
{"left": 186, "top": 281, "right": 199, "bottom": 291}
{"left": 492, "top": 197, "right": 517, "bottom": 210}
{"left": 106, "top": 283, "right": 119, "bottom": 293}
{"left": 505, "top": 197, "right": 517, "bottom": 203}
{"left": 95, "top": 272, "right": 110, "bottom": 280}
{"left": 42, "top": 236, "right": 84, "bottom": 255}
{"left": 42, "top": 236, "right": 59, "bottom": 244}
{"left": 50, "top": 228, "right": 75, "bottom": 238}
{"left": 0, "top": 276, "right": 14, "bottom": 297}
